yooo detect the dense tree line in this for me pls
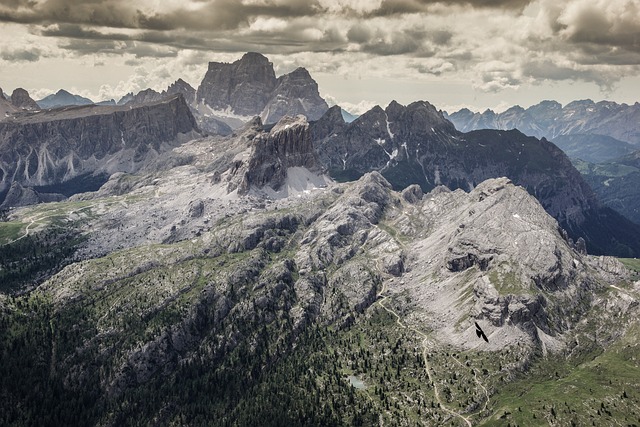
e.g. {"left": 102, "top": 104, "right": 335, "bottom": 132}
{"left": 0, "top": 227, "right": 83, "bottom": 293}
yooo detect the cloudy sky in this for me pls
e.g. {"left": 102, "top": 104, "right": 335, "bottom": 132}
{"left": 1, "top": 0, "right": 639, "bottom": 114}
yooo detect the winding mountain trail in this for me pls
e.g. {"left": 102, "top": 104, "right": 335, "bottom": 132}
{"left": 448, "top": 351, "right": 490, "bottom": 415}
{"left": 4, "top": 204, "right": 96, "bottom": 245}
{"left": 376, "top": 277, "right": 474, "bottom": 427}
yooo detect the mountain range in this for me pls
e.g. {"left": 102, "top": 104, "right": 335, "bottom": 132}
{"left": 0, "top": 110, "right": 637, "bottom": 426}
{"left": 447, "top": 101, "right": 640, "bottom": 226}
{"left": 446, "top": 99, "right": 640, "bottom": 146}
{"left": 37, "top": 89, "right": 95, "bottom": 109}
{"left": 1, "top": 52, "right": 640, "bottom": 426}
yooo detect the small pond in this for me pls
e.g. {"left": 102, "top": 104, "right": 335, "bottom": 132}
{"left": 347, "top": 375, "right": 365, "bottom": 390}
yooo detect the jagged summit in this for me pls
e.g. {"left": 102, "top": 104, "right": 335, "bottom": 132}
{"left": 310, "top": 105, "right": 346, "bottom": 140}
{"left": 209, "top": 114, "right": 329, "bottom": 197}
{"left": 448, "top": 98, "right": 640, "bottom": 144}
{"left": 386, "top": 100, "right": 458, "bottom": 136}
{"left": 196, "top": 52, "right": 276, "bottom": 116}
{"left": 121, "top": 88, "right": 162, "bottom": 105}
{"left": 166, "top": 78, "right": 196, "bottom": 104}
{"left": 196, "top": 52, "right": 328, "bottom": 124}
{"left": 312, "top": 100, "right": 640, "bottom": 256}
{"left": 261, "top": 67, "right": 328, "bottom": 124}
{"left": 11, "top": 88, "right": 40, "bottom": 111}
{"left": 0, "top": 88, "right": 18, "bottom": 118}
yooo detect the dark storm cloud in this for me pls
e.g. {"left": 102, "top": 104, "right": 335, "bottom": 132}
{"left": 59, "top": 39, "right": 128, "bottom": 54}
{"left": 361, "top": 31, "right": 423, "bottom": 56}
{"left": 0, "top": 0, "right": 144, "bottom": 28}
{"left": 0, "top": 0, "right": 37, "bottom": 7}
{"left": 572, "top": 44, "right": 640, "bottom": 66}
{"left": 140, "top": 0, "right": 322, "bottom": 31}
{"left": 346, "top": 24, "right": 450, "bottom": 56}
{"left": 369, "top": 0, "right": 532, "bottom": 16}
{"left": 0, "top": 0, "right": 323, "bottom": 30}
{"left": 564, "top": 23, "right": 640, "bottom": 54}
{"left": 0, "top": 0, "right": 532, "bottom": 30}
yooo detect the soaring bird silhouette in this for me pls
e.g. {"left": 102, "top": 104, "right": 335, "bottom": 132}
{"left": 475, "top": 321, "right": 489, "bottom": 343}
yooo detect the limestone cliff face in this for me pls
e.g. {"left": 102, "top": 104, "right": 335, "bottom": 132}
{"left": 0, "top": 95, "right": 199, "bottom": 205}
{"left": 197, "top": 52, "right": 277, "bottom": 115}
{"left": 226, "top": 115, "right": 319, "bottom": 195}
{"left": 196, "top": 52, "right": 328, "bottom": 124}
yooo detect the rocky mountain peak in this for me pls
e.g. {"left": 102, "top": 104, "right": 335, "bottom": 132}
{"left": 528, "top": 100, "right": 562, "bottom": 111}
{"left": 402, "top": 100, "right": 456, "bottom": 133}
{"left": 269, "top": 114, "right": 309, "bottom": 136}
{"left": 224, "top": 114, "right": 322, "bottom": 195}
{"left": 382, "top": 100, "right": 458, "bottom": 139}
{"left": 129, "top": 88, "right": 162, "bottom": 105}
{"left": 36, "top": 89, "right": 93, "bottom": 109}
{"left": 385, "top": 100, "right": 404, "bottom": 120}
{"left": 196, "top": 52, "right": 328, "bottom": 124}
{"left": 10, "top": 88, "right": 40, "bottom": 110}
{"left": 239, "top": 51, "right": 273, "bottom": 67}
{"left": 197, "top": 52, "right": 276, "bottom": 116}
{"left": 565, "top": 99, "right": 595, "bottom": 110}
{"left": 310, "top": 105, "right": 346, "bottom": 140}
{"left": 507, "top": 104, "right": 526, "bottom": 113}
{"left": 261, "top": 67, "right": 328, "bottom": 124}
{"left": 352, "top": 105, "right": 386, "bottom": 129}
{"left": 165, "top": 79, "right": 196, "bottom": 104}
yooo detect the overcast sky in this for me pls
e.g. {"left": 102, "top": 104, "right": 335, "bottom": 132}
{"left": 1, "top": 0, "right": 639, "bottom": 114}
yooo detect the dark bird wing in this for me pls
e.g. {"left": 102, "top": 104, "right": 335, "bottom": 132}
{"left": 475, "top": 321, "right": 489, "bottom": 343}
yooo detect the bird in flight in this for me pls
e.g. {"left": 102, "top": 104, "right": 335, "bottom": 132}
{"left": 475, "top": 321, "right": 489, "bottom": 343}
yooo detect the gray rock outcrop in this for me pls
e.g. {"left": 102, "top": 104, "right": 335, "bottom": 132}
{"left": 197, "top": 52, "right": 277, "bottom": 116}
{"left": 312, "top": 100, "right": 640, "bottom": 257}
{"left": 165, "top": 78, "right": 196, "bottom": 105}
{"left": 196, "top": 52, "right": 328, "bottom": 124}
{"left": 225, "top": 115, "right": 321, "bottom": 195}
{"left": 261, "top": 68, "right": 328, "bottom": 123}
{"left": 0, "top": 95, "right": 199, "bottom": 205}
{"left": 10, "top": 88, "right": 40, "bottom": 111}
{"left": 0, "top": 181, "right": 65, "bottom": 209}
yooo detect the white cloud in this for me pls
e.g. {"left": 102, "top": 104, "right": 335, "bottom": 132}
{"left": 0, "top": 0, "right": 638, "bottom": 111}
{"left": 325, "top": 94, "right": 378, "bottom": 115}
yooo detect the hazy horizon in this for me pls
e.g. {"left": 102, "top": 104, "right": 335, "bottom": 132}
{"left": 1, "top": 0, "right": 638, "bottom": 114}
